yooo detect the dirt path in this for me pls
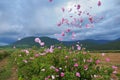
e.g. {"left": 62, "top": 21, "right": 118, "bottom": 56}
{"left": 0, "top": 57, "right": 18, "bottom": 80}
{"left": 0, "top": 57, "right": 8, "bottom": 69}
{"left": 7, "top": 66, "right": 18, "bottom": 80}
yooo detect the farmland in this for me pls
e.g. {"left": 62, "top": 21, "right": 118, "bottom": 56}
{"left": 0, "top": 48, "right": 120, "bottom": 80}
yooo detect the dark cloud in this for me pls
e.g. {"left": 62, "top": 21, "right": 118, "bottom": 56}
{"left": 0, "top": 0, "right": 120, "bottom": 45}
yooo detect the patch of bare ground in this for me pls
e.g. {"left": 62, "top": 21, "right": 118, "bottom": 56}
{"left": 91, "top": 53, "right": 120, "bottom": 80}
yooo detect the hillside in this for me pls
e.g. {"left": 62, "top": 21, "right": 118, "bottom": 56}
{"left": 6, "top": 36, "right": 120, "bottom": 50}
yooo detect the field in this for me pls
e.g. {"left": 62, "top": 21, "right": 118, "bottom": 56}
{"left": 0, "top": 49, "right": 120, "bottom": 80}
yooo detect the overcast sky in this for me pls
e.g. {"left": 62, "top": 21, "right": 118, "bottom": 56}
{"left": 0, "top": 0, "right": 120, "bottom": 45}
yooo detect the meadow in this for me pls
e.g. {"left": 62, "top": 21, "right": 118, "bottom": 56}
{"left": 0, "top": 46, "right": 120, "bottom": 80}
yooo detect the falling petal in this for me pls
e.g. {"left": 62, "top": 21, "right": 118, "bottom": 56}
{"left": 89, "top": 16, "right": 94, "bottom": 23}
{"left": 61, "top": 32, "right": 65, "bottom": 36}
{"left": 68, "top": 8, "right": 72, "bottom": 12}
{"left": 49, "top": 0, "right": 52, "bottom": 2}
{"left": 62, "top": 7, "right": 65, "bottom": 12}
{"left": 77, "top": 4, "right": 80, "bottom": 10}
{"left": 65, "top": 29, "right": 71, "bottom": 33}
{"left": 98, "top": 0, "right": 101, "bottom": 6}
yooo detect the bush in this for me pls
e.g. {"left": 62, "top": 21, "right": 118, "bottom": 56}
{"left": 12, "top": 47, "right": 119, "bottom": 80}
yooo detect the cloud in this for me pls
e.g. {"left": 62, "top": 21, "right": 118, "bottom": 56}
{"left": 0, "top": 0, "right": 120, "bottom": 45}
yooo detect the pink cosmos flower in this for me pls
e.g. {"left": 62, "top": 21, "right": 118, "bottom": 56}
{"left": 74, "top": 63, "right": 78, "bottom": 67}
{"left": 76, "top": 72, "right": 80, "bottom": 77}
{"left": 35, "top": 38, "right": 41, "bottom": 43}
{"left": 84, "top": 65, "right": 88, "bottom": 70}
{"left": 95, "top": 60, "right": 100, "bottom": 64}
{"left": 101, "top": 53, "right": 105, "bottom": 56}
{"left": 23, "top": 60, "right": 28, "bottom": 63}
{"left": 45, "top": 78, "right": 48, "bottom": 80}
{"left": 112, "top": 66, "right": 118, "bottom": 70}
{"left": 105, "top": 58, "right": 110, "bottom": 62}
{"left": 113, "top": 71, "right": 117, "bottom": 74}
{"left": 65, "top": 56, "right": 68, "bottom": 59}
{"left": 76, "top": 45, "right": 81, "bottom": 50}
{"left": 50, "top": 66, "right": 55, "bottom": 69}
{"left": 60, "top": 72, "right": 65, "bottom": 77}
{"left": 49, "top": 45, "right": 54, "bottom": 53}
{"left": 34, "top": 54, "right": 40, "bottom": 58}
{"left": 55, "top": 68, "right": 59, "bottom": 72}
{"left": 87, "top": 59, "right": 92, "bottom": 62}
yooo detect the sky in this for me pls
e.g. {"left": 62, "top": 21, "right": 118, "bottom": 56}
{"left": 0, "top": 0, "right": 120, "bottom": 45}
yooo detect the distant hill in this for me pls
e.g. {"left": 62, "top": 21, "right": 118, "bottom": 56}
{"left": 2, "top": 36, "right": 119, "bottom": 50}
{"left": 11, "top": 37, "right": 60, "bottom": 48}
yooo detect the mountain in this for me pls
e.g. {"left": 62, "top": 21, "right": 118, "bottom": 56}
{"left": 1, "top": 36, "right": 119, "bottom": 50}
{"left": 11, "top": 37, "right": 61, "bottom": 48}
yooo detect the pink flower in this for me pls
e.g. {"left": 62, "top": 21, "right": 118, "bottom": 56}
{"left": 55, "top": 68, "right": 59, "bottom": 72}
{"left": 101, "top": 53, "right": 105, "bottom": 56}
{"left": 60, "top": 72, "right": 65, "bottom": 77}
{"left": 76, "top": 72, "right": 80, "bottom": 77}
{"left": 87, "top": 59, "right": 92, "bottom": 62}
{"left": 112, "top": 66, "right": 118, "bottom": 70}
{"left": 105, "top": 58, "right": 110, "bottom": 62}
{"left": 50, "top": 66, "right": 55, "bottom": 69}
{"left": 45, "top": 78, "right": 48, "bottom": 80}
{"left": 74, "top": 63, "right": 78, "bottom": 67}
{"left": 35, "top": 38, "right": 41, "bottom": 43}
{"left": 65, "top": 56, "right": 68, "bottom": 59}
{"left": 84, "top": 65, "right": 88, "bottom": 70}
{"left": 76, "top": 45, "right": 81, "bottom": 50}
{"left": 34, "top": 54, "right": 40, "bottom": 57}
{"left": 25, "top": 50, "right": 29, "bottom": 55}
{"left": 49, "top": 45, "right": 54, "bottom": 53}
{"left": 95, "top": 60, "right": 100, "bottom": 64}
{"left": 23, "top": 60, "right": 28, "bottom": 63}
{"left": 113, "top": 71, "right": 117, "bottom": 74}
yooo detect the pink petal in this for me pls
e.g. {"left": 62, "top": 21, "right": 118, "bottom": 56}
{"left": 62, "top": 7, "right": 65, "bottom": 12}
{"left": 98, "top": 1, "right": 101, "bottom": 6}
{"left": 61, "top": 32, "right": 65, "bottom": 36}
{"left": 49, "top": 0, "right": 52, "bottom": 2}
{"left": 77, "top": 4, "right": 80, "bottom": 10}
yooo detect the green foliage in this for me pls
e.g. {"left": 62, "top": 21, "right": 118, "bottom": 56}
{"left": 11, "top": 47, "right": 119, "bottom": 80}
